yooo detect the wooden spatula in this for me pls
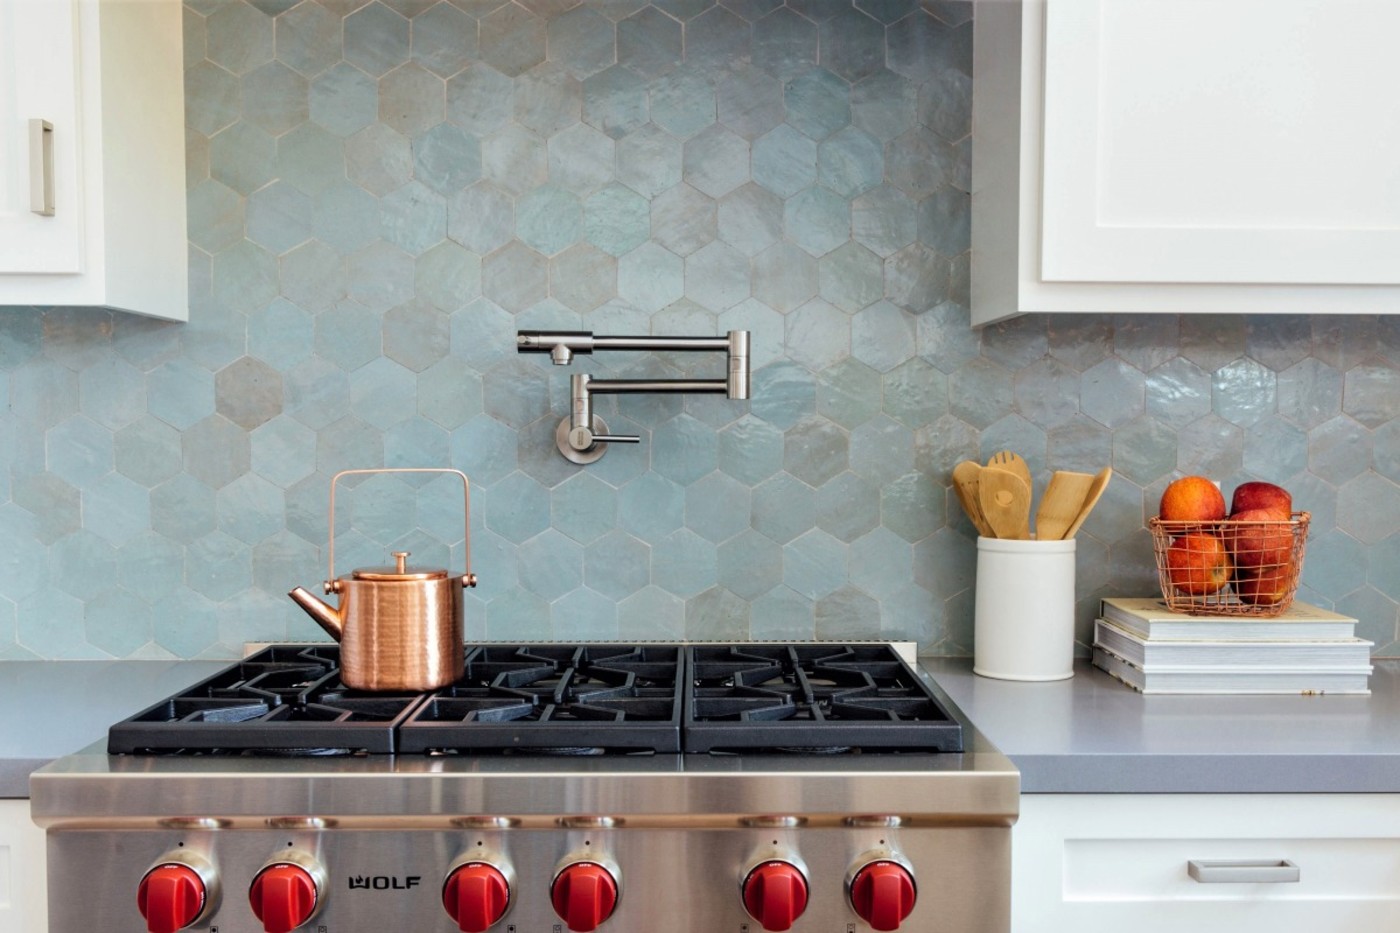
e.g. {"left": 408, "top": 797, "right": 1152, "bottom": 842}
{"left": 952, "top": 460, "right": 994, "bottom": 537}
{"left": 1035, "top": 470, "right": 1095, "bottom": 540}
{"left": 1061, "top": 467, "right": 1113, "bottom": 539}
{"left": 978, "top": 467, "right": 1032, "bottom": 540}
{"left": 987, "top": 450, "right": 1033, "bottom": 492}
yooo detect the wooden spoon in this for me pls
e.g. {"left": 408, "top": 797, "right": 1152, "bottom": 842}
{"left": 1035, "top": 470, "right": 1095, "bottom": 540}
{"left": 952, "top": 460, "right": 994, "bottom": 537}
{"left": 1061, "top": 467, "right": 1113, "bottom": 539}
{"left": 978, "top": 467, "right": 1032, "bottom": 540}
{"left": 987, "top": 450, "right": 1033, "bottom": 492}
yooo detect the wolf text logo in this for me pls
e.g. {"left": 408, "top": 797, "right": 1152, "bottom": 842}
{"left": 349, "top": 875, "right": 422, "bottom": 890}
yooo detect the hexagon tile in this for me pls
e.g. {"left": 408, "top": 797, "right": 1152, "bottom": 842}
{"left": 1, "top": 1, "right": 1397, "bottom": 660}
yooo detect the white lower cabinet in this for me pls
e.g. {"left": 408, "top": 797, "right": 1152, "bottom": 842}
{"left": 0, "top": 798, "right": 46, "bottom": 932}
{"left": 1013, "top": 794, "right": 1400, "bottom": 932}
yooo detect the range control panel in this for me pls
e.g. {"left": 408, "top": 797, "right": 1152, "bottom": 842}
{"left": 52, "top": 822, "right": 991, "bottom": 933}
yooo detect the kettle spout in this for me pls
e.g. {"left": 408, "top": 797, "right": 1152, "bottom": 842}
{"left": 289, "top": 586, "right": 344, "bottom": 641}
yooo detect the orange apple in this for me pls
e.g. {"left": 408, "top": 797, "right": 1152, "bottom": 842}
{"left": 1233, "top": 566, "right": 1292, "bottom": 606}
{"left": 1221, "top": 507, "right": 1294, "bottom": 571}
{"left": 1159, "top": 476, "right": 1227, "bottom": 524}
{"left": 1166, "top": 533, "right": 1232, "bottom": 596}
{"left": 1230, "top": 481, "right": 1292, "bottom": 516}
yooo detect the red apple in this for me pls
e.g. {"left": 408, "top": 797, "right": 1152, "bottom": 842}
{"left": 1221, "top": 507, "right": 1294, "bottom": 571}
{"left": 1233, "top": 566, "right": 1292, "bottom": 606}
{"left": 1159, "top": 476, "right": 1226, "bottom": 524}
{"left": 1230, "top": 481, "right": 1292, "bottom": 516}
{"left": 1166, "top": 533, "right": 1232, "bottom": 596}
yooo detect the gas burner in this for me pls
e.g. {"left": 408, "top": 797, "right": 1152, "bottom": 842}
{"left": 685, "top": 645, "right": 962, "bottom": 753}
{"left": 108, "top": 645, "right": 421, "bottom": 755}
{"left": 108, "top": 643, "right": 961, "bottom": 757}
{"left": 396, "top": 646, "right": 683, "bottom": 754}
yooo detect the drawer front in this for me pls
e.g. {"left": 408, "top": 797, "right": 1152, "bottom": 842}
{"left": 0, "top": 799, "right": 48, "bottom": 933}
{"left": 1015, "top": 794, "right": 1400, "bottom": 933}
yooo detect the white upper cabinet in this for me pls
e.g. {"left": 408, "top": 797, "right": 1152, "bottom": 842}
{"left": 0, "top": 0, "right": 187, "bottom": 321}
{"left": 971, "top": 0, "right": 1400, "bottom": 325}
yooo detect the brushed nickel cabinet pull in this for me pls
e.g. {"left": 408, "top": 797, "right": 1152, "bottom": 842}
{"left": 29, "top": 119, "right": 55, "bottom": 216}
{"left": 1187, "top": 859, "right": 1300, "bottom": 883}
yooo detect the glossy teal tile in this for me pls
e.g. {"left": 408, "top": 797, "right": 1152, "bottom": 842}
{"left": 784, "top": 186, "right": 848, "bottom": 258}
{"left": 652, "top": 527, "right": 718, "bottom": 597}
{"left": 717, "top": 529, "right": 782, "bottom": 598}
{"left": 616, "top": 6, "right": 681, "bottom": 79}
{"left": 481, "top": 124, "right": 546, "bottom": 193}
{"left": 818, "top": 8, "right": 883, "bottom": 82}
{"left": 585, "top": 183, "right": 651, "bottom": 257}
{"left": 447, "top": 182, "right": 515, "bottom": 255}
{"left": 214, "top": 356, "right": 283, "bottom": 430}
{"left": 752, "top": 7, "right": 817, "bottom": 81}
{"left": 617, "top": 242, "right": 683, "bottom": 311}
{"left": 582, "top": 65, "right": 649, "bottom": 139}
{"left": 684, "top": 241, "right": 750, "bottom": 311}
{"left": 717, "top": 66, "right": 783, "bottom": 141}
{"left": 650, "top": 67, "right": 717, "bottom": 139}
{"left": 344, "top": 1, "right": 410, "bottom": 77}
{"left": 1080, "top": 358, "right": 1146, "bottom": 429}
{"left": 447, "top": 64, "right": 515, "bottom": 135}
{"left": 114, "top": 416, "right": 184, "bottom": 488}
{"left": 480, "top": 3, "right": 547, "bottom": 76}
{"left": 413, "top": 2, "right": 478, "bottom": 76}
{"left": 206, "top": 0, "right": 273, "bottom": 75}
{"left": 684, "top": 471, "right": 750, "bottom": 542}
{"left": 579, "top": 526, "right": 649, "bottom": 599}
{"left": 618, "top": 585, "right": 684, "bottom": 639}
{"left": 751, "top": 124, "right": 816, "bottom": 199}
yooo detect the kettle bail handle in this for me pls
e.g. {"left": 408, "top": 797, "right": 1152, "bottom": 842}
{"left": 326, "top": 468, "right": 476, "bottom": 588}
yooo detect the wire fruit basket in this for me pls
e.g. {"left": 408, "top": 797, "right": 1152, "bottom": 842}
{"left": 1147, "top": 512, "right": 1310, "bottom": 617}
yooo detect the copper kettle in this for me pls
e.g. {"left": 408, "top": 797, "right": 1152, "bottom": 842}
{"left": 289, "top": 468, "right": 477, "bottom": 692}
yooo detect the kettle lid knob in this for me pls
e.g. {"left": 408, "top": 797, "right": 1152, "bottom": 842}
{"left": 393, "top": 551, "right": 409, "bottom": 573}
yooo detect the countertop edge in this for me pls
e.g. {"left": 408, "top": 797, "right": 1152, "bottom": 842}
{"left": 1011, "top": 752, "right": 1400, "bottom": 794}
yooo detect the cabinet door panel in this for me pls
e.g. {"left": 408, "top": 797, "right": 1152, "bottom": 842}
{"left": 1014, "top": 794, "right": 1400, "bottom": 933}
{"left": 1040, "top": 0, "right": 1400, "bottom": 285}
{"left": 0, "top": 0, "right": 83, "bottom": 274}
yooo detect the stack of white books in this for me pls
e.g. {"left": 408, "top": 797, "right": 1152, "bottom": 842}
{"left": 1091, "top": 597, "right": 1373, "bottom": 695}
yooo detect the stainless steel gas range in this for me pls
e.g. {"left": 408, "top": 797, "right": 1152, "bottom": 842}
{"left": 30, "top": 644, "right": 1018, "bottom": 933}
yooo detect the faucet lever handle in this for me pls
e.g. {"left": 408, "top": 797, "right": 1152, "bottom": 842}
{"left": 590, "top": 434, "right": 640, "bottom": 444}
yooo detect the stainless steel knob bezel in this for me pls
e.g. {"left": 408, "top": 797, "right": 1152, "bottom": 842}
{"left": 142, "top": 848, "right": 221, "bottom": 930}
{"left": 251, "top": 848, "right": 329, "bottom": 927}
{"left": 444, "top": 850, "right": 518, "bottom": 927}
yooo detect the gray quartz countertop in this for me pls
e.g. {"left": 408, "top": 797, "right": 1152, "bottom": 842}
{"left": 0, "top": 660, "right": 228, "bottom": 797}
{"left": 923, "top": 656, "right": 1400, "bottom": 794}
{"left": 6, "top": 657, "right": 1400, "bottom": 798}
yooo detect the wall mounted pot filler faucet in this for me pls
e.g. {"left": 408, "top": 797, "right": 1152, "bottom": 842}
{"left": 517, "top": 329, "right": 751, "bottom": 463}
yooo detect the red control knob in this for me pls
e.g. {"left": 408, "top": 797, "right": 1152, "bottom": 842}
{"left": 443, "top": 862, "right": 511, "bottom": 932}
{"left": 137, "top": 864, "right": 207, "bottom": 933}
{"left": 849, "top": 860, "right": 916, "bottom": 931}
{"left": 249, "top": 863, "right": 319, "bottom": 933}
{"left": 742, "top": 861, "right": 809, "bottom": 932}
{"left": 550, "top": 861, "right": 619, "bottom": 932}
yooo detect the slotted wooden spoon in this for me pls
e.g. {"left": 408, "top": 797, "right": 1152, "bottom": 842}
{"left": 1035, "top": 470, "right": 1096, "bottom": 540}
{"left": 978, "top": 467, "right": 1032, "bottom": 540}
{"left": 987, "top": 450, "right": 1033, "bottom": 492}
{"left": 1061, "top": 467, "right": 1114, "bottom": 539}
{"left": 952, "top": 460, "right": 994, "bottom": 537}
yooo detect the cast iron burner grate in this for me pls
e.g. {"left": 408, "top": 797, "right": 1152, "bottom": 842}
{"left": 107, "top": 645, "right": 420, "bottom": 755}
{"left": 396, "top": 645, "right": 683, "bottom": 754}
{"left": 108, "top": 643, "right": 961, "bottom": 756}
{"left": 684, "top": 645, "right": 963, "bottom": 753}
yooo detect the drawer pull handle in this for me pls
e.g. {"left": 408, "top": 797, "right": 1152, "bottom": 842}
{"left": 1187, "top": 859, "right": 1300, "bottom": 884}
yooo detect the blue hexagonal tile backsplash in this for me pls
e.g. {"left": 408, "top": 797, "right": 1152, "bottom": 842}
{"left": 2, "top": 0, "right": 1399, "bottom": 660}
